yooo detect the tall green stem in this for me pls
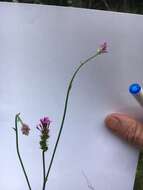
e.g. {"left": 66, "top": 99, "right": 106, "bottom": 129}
{"left": 42, "top": 51, "right": 100, "bottom": 190}
{"left": 14, "top": 114, "right": 32, "bottom": 190}
{"left": 42, "top": 150, "right": 46, "bottom": 184}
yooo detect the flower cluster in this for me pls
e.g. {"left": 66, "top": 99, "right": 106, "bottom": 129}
{"left": 21, "top": 123, "right": 30, "bottom": 136}
{"left": 16, "top": 113, "right": 30, "bottom": 136}
{"left": 97, "top": 42, "right": 108, "bottom": 54}
{"left": 37, "top": 117, "right": 51, "bottom": 152}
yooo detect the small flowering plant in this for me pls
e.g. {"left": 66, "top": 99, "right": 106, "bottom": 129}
{"left": 37, "top": 117, "right": 51, "bottom": 151}
{"left": 13, "top": 42, "right": 107, "bottom": 190}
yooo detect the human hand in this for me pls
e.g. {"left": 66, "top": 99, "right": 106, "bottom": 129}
{"left": 105, "top": 113, "right": 143, "bottom": 149}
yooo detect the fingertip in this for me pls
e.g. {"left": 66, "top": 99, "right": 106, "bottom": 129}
{"left": 104, "top": 113, "right": 121, "bottom": 131}
{"left": 104, "top": 113, "right": 130, "bottom": 125}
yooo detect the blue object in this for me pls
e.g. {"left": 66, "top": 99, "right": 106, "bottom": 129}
{"left": 129, "top": 83, "right": 141, "bottom": 94}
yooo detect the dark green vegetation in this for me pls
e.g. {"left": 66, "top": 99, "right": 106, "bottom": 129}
{"left": 3, "top": 0, "right": 143, "bottom": 15}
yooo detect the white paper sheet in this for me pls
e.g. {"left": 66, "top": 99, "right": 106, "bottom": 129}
{"left": 0, "top": 2, "right": 142, "bottom": 190}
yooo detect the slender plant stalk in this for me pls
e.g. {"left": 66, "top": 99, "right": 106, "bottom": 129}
{"left": 42, "top": 51, "right": 100, "bottom": 190}
{"left": 14, "top": 114, "right": 32, "bottom": 190}
{"left": 42, "top": 150, "right": 46, "bottom": 184}
{"left": 82, "top": 171, "right": 95, "bottom": 190}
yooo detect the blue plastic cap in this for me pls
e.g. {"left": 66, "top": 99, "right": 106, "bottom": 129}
{"left": 129, "top": 83, "right": 141, "bottom": 94}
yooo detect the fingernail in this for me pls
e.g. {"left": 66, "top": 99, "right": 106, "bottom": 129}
{"left": 105, "top": 115, "right": 121, "bottom": 131}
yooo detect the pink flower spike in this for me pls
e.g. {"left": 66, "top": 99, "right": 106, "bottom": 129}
{"left": 40, "top": 117, "right": 51, "bottom": 126}
{"left": 37, "top": 116, "right": 51, "bottom": 151}
{"left": 21, "top": 123, "right": 30, "bottom": 136}
{"left": 97, "top": 42, "right": 108, "bottom": 54}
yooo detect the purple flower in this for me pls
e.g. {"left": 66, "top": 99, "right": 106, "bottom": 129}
{"left": 37, "top": 116, "right": 51, "bottom": 151}
{"left": 37, "top": 117, "right": 51, "bottom": 133}
{"left": 40, "top": 117, "right": 51, "bottom": 126}
{"left": 97, "top": 42, "right": 108, "bottom": 54}
{"left": 21, "top": 123, "right": 30, "bottom": 136}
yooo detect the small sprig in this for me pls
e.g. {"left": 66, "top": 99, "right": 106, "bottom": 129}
{"left": 17, "top": 113, "right": 30, "bottom": 136}
{"left": 36, "top": 117, "right": 51, "bottom": 188}
{"left": 37, "top": 117, "right": 51, "bottom": 152}
{"left": 42, "top": 42, "right": 108, "bottom": 190}
{"left": 14, "top": 113, "right": 32, "bottom": 190}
